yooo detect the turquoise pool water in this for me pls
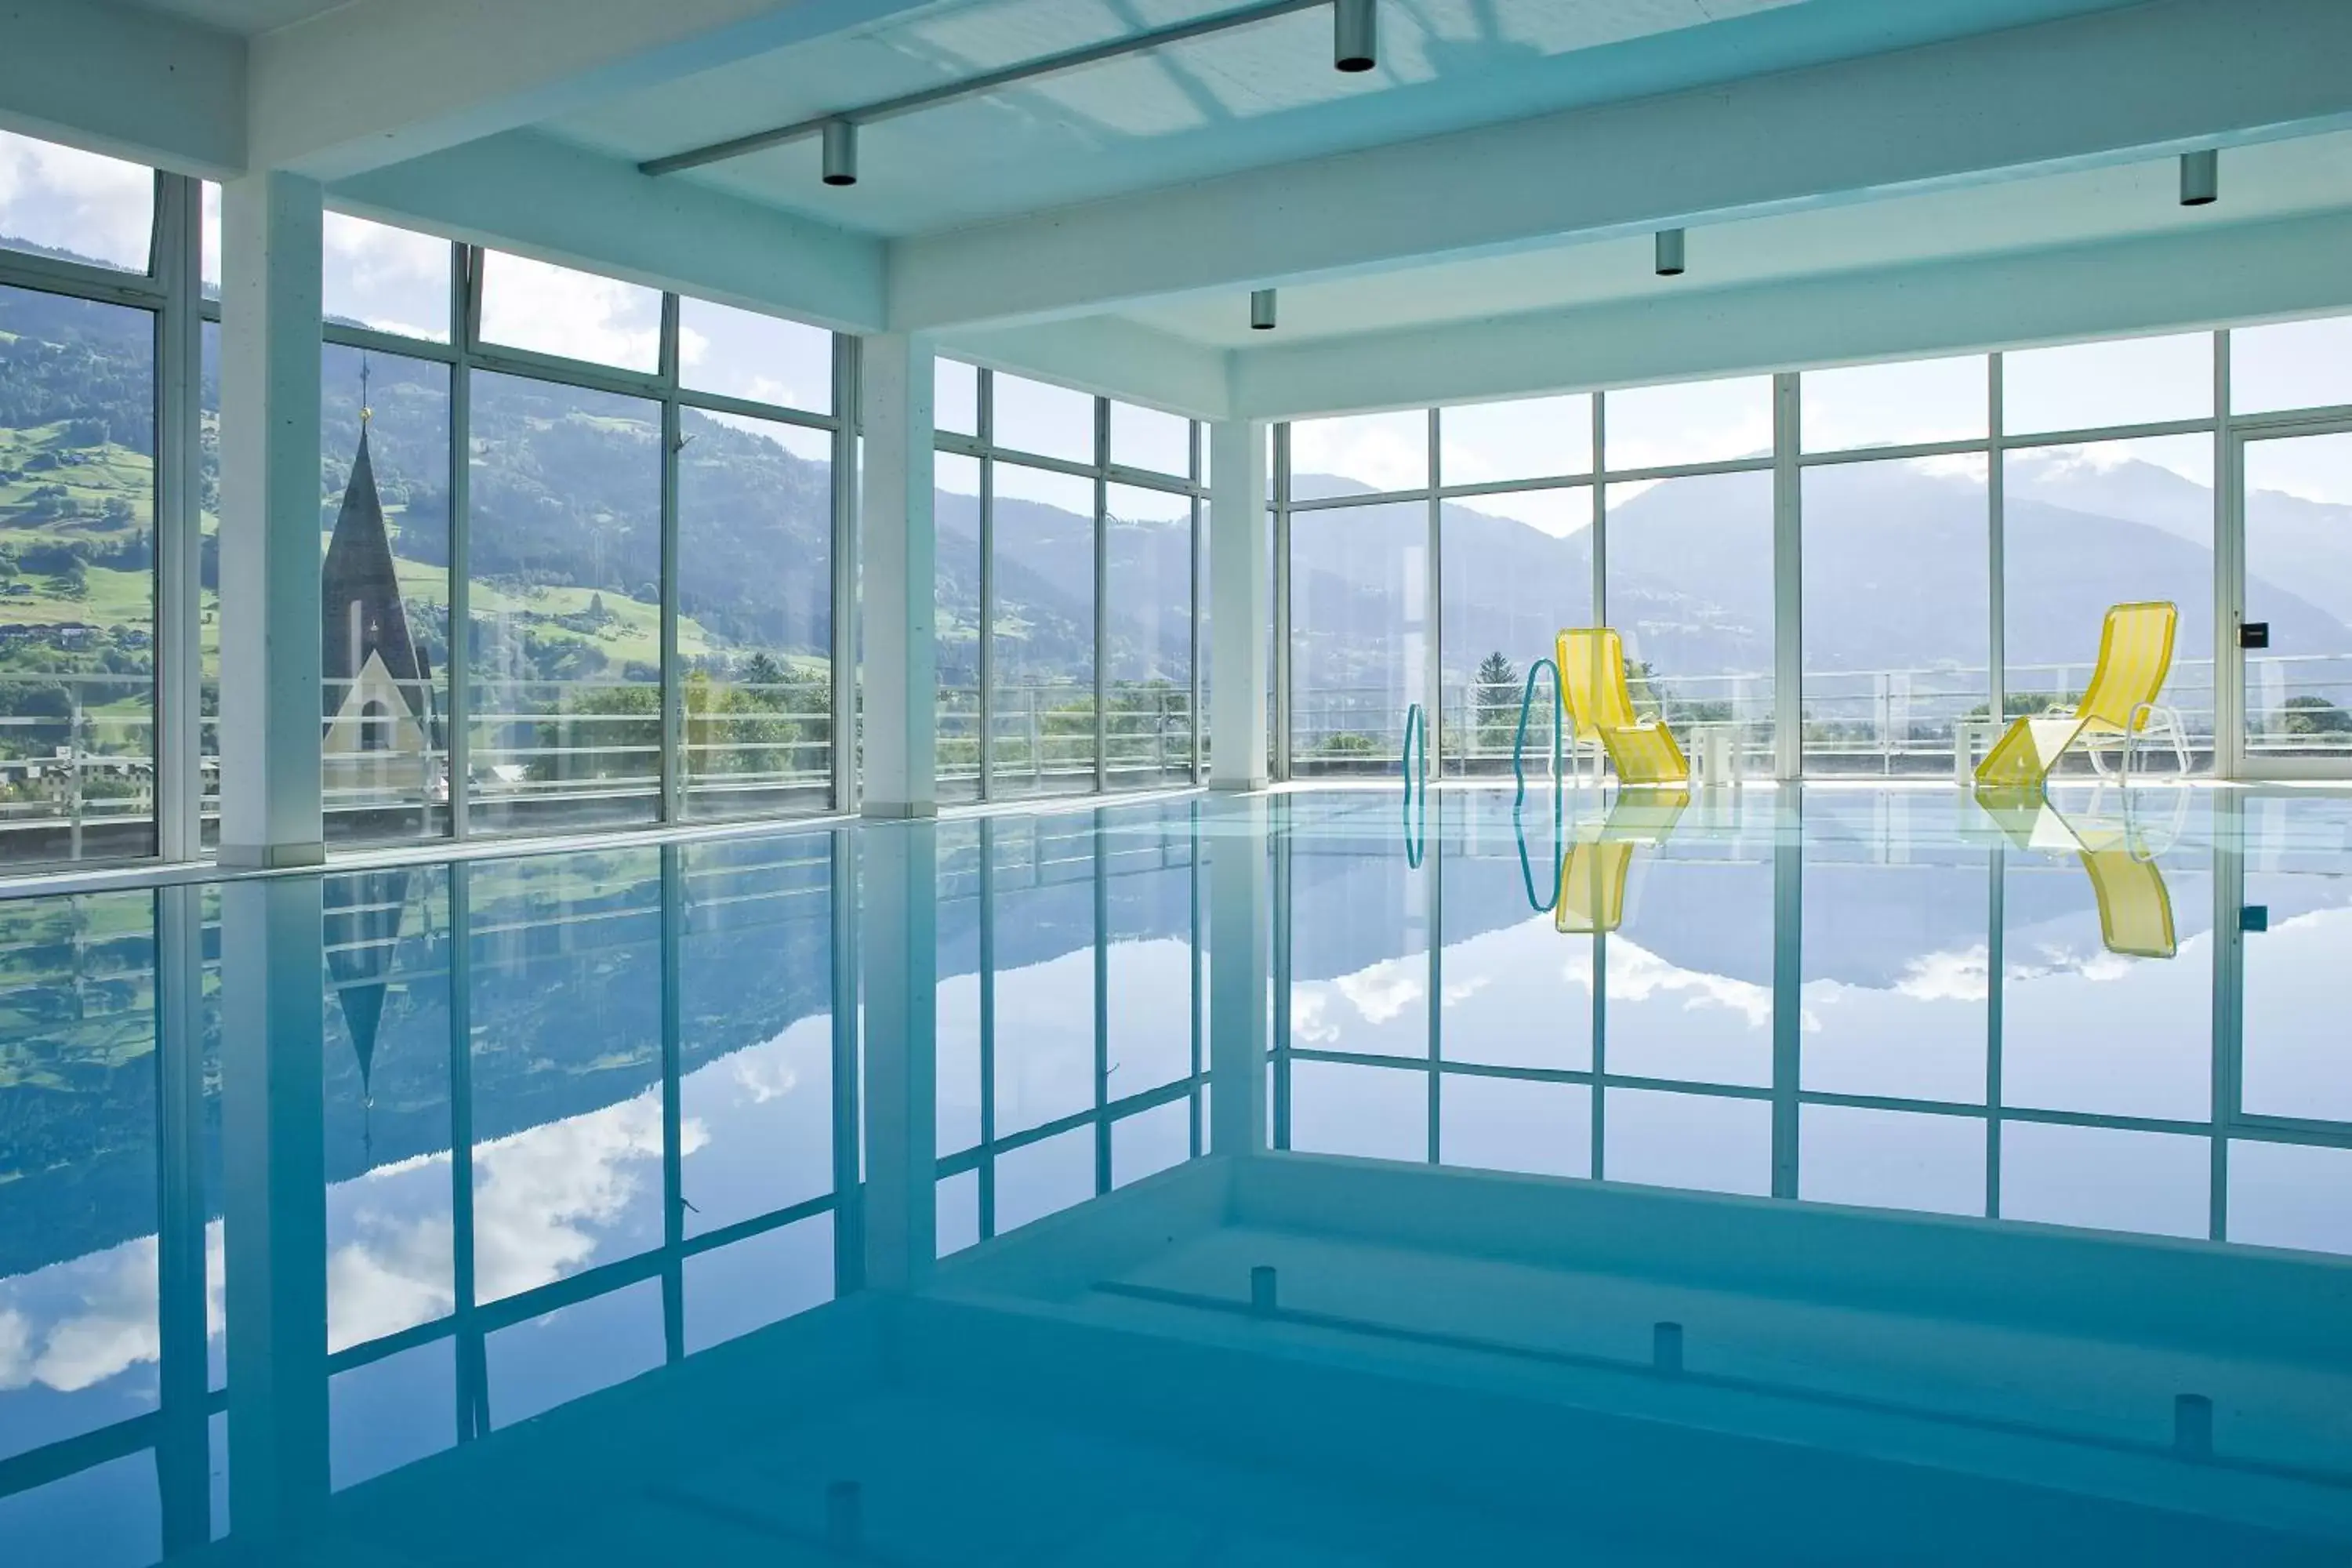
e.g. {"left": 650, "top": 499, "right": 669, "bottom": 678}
{"left": 3, "top": 784, "right": 2350, "bottom": 1563}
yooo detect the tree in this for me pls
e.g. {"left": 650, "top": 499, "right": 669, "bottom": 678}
{"left": 1474, "top": 650, "right": 1520, "bottom": 753}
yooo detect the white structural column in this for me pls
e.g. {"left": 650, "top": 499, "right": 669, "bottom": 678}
{"left": 1209, "top": 794, "right": 1271, "bottom": 1156}
{"left": 220, "top": 878, "right": 328, "bottom": 1542}
{"left": 860, "top": 332, "right": 938, "bottom": 818}
{"left": 216, "top": 172, "right": 326, "bottom": 867}
{"left": 1209, "top": 419, "right": 1271, "bottom": 790}
{"left": 861, "top": 821, "right": 938, "bottom": 1288}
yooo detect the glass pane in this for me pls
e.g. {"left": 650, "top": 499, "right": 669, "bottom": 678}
{"left": 1439, "top": 816, "right": 1592, "bottom": 1072}
{"left": 0, "top": 129, "right": 151, "bottom": 274}
{"left": 2000, "top": 844, "right": 2212, "bottom": 1122}
{"left": 0, "top": 893, "right": 160, "bottom": 1463}
{"left": 2232, "top": 316, "right": 2352, "bottom": 416}
{"left": 935, "top": 359, "right": 978, "bottom": 437}
{"left": 486, "top": 1277, "right": 664, "bottom": 1428}
{"left": 321, "top": 213, "right": 450, "bottom": 342}
{"left": 2241, "top": 799, "right": 2352, "bottom": 1123}
{"left": 1103, "top": 482, "right": 1192, "bottom": 789}
{"left": 678, "top": 411, "right": 833, "bottom": 817}
{"left": 466, "top": 372, "right": 662, "bottom": 833}
{"left": 1798, "top": 1105, "right": 1984, "bottom": 1218}
{"left": 1608, "top": 855, "right": 1776, "bottom": 1089}
{"left": 677, "top": 839, "right": 836, "bottom": 1236}
{"left": 1109, "top": 400, "right": 1189, "bottom": 477}
{"left": 321, "top": 344, "right": 452, "bottom": 844}
{"left": 323, "top": 866, "right": 454, "bottom": 1351}
{"left": 2002, "top": 332, "right": 2212, "bottom": 435}
{"left": 677, "top": 298, "right": 832, "bottom": 414}
{"left": 681, "top": 1216, "right": 833, "bottom": 1352}
{"left": 1606, "top": 471, "right": 1776, "bottom": 771}
{"left": 477, "top": 250, "right": 660, "bottom": 372}
{"left": 1603, "top": 376, "right": 1773, "bottom": 470}
{"left": 1802, "top": 456, "right": 1988, "bottom": 776}
{"left": 1439, "top": 394, "right": 1592, "bottom": 485}
{"left": 1801, "top": 819, "right": 1987, "bottom": 1103}
{"left": 1439, "top": 487, "right": 1590, "bottom": 778}
{"left": 1103, "top": 812, "right": 1196, "bottom": 1098}
{"left": 1290, "top": 409, "right": 1426, "bottom": 495}
{"left": 989, "top": 462, "right": 1096, "bottom": 798}
{"left": 330, "top": 1339, "right": 453, "bottom": 1493}
{"left": 200, "top": 321, "right": 220, "bottom": 844}
{"left": 1289, "top": 499, "right": 1427, "bottom": 775}
{"left": 1439, "top": 1075, "right": 1591, "bottom": 1179}
{"left": 1112, "top": 1098, "right": 1192, "bottom": 1188}
{"left": 991, "top": 819, "right": 1098, "bottom": 1138}
{"left": 991, "top": 372, "right": 1094, "bottom": 464}
{"left": 200, "top": 182, "right": 220, "bottom": 301}
{"left": 1290, "top": 1059, "right": 1426, "bottom": 1162}
{"left": 2005, "top": 434, "right": 2213, "bottom": 774}
{"left": 935, "top": 452, "right": 982, "bottom": 802}
{"left": 468, "top": 852, "right": 666, "bottom": 1303}
{"left": 1802, "top": 355, "right": 1987, "bottom": 452}
{"left": 0, "top": 284, "right": 157, "bottom": 866}
{"left": 936, "top": 820, "right": 983, "bottom": 1153}
{"left": 994, "top": 1123, "right": 1096, "bottom": 1234}
{"left": 1603, "top": 1087, "right": 1771, "bottom": 1197}
{"left": 2242, "top": 430, "right": 2352, "bottom": 762}
{"left": 2227, "top": 1140, "right": 2352, "bottom": 1257}
{"left": 0, "top": 1450, "right": 159, "bottom": 1568}
{"left": 1289, "top": 825, "right": 1429, "bottom": 1065}
{"left": 1998, "top": 1123, "right": 2207, "bottom": 1240}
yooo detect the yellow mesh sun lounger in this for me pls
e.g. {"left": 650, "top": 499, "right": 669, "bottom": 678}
{"left": 1973, "top": 786, "right": 2176, "bottom": 959}
{"left": 1974, "top": 602, "right": 2178, "bottom": 789}
{"left": 1555, "top": 789, "right": 1690, "bottom": 934}
{"left": 1555, "top": 628, "right": 1691, "bottom": 787}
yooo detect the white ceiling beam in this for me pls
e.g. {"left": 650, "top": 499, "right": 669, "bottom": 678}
{"left": 891, "top": 0, "right": 2352, "bottom": 332}
{"left": 331, "top": 130, "right": 884, "bottom": 332}
{"left": 250, "top": 0, "right": 945, "bottom": 180}
{"left": 0, "top": 0, "right": 244, "bottom": 175}
{"left": 1229, "top": 206, "right": 2352, "bottom": 420}
{"left": 941, "top": 317, "right": 1232, "bottom": 420}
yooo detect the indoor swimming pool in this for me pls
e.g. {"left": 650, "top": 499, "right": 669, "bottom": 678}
{"left": 4, "top": 784, "right": 2350, "bottom": 1564}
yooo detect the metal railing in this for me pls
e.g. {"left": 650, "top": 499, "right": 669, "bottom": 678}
{"left": 1288, "top": 652, "right": 2352, "bottom": 779}
{"left": 935, "top": 681, "right": 1197, "bottom": 793}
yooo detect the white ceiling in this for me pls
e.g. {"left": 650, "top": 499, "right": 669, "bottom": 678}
{"left": 1117, "top": 128, "right": 2352, "bottom": 348}
{"left": 118, "top": 0, "right": 352, "bottom": 34}
{"left": 547, "top": 0, "right": 2147, "bottom": 237}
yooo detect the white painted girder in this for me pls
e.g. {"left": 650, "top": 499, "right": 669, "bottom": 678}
{"left": 251, "top": 0, "right": 948, "bottom": 179}
{"left": 1227, "top": 205, "right": 2352, "bottom": 419}
{"left": 890, "top": 0, "right": 2352, "bottom": 331}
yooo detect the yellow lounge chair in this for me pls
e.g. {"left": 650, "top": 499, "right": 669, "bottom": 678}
{"left": 1974, "top": 601, "right": 2180, "bottom": 789}
{"left": 1973, "top": 786, "right": 2176, "bottom": 959}
{"left": 1555, "top": 628, "right": 1692, "bottom": 788}
{"left": 1556, "top": 788, "right": 1690, "bottom": 934}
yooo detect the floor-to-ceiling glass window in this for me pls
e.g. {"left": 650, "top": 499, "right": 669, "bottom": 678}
{"left": 2002, "top": 333, "right": 2216, "bottom": 775}
{"left": 1800, "top": 355, "right": 1991, "bottom": 775}
{"left": 935, "top": 365, "right": 1203, "bottom": 804}
{"left": 1435, "top": 394, "right": 1593, "bottom": 778}
{"left": 1602, "top": 376, "right": 1777, "bottom": 775}
{"left": 0, "top": 132, "right": 169, "bottom": 867}
{"left": 1287, "top": 410, "right": 1430, "bottom": 777}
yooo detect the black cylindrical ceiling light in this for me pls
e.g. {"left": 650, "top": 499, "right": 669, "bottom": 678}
{"left": 822, "top": 119, "right": 858, "bottom": 187}
{"left": 2180, "top": 148, "right": 2218, "bottom": 207}
{"left": 1334, "top": 0, "right": 1376, "bottom": 71}
{"left": 1250, "top": 289, "right": 1278, "bottom": 331}
{"left": 1655, "top": 228, "right": 1686, "bottom": 277}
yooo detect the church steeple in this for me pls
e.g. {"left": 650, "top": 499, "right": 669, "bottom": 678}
{"left": 321, "top": 387, "right": 430, "bottom": 724}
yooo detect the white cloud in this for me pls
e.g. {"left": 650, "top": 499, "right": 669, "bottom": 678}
{"left": 478, "top": 252, "right": 660, "bottom": 370}
{"left": 0, "top": 129, "right": 152, "bottom": 270}
{"left": 1332, "top": 957, "right": 1425, "bottom": 1025}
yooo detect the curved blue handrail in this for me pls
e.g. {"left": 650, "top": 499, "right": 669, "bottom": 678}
{"left": 1401, "top": 702, "right": 1428, "bottom": 867}
{"left": 1401, "top": 702, "right": 1429, "bottom": 787}
{"left": 1512, "top": 657, "right": 1567, "bottom": 808}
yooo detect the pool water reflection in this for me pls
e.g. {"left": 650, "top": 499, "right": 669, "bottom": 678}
{"left": 3, "top": 785, "right": 2351, "bottom": 1563}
